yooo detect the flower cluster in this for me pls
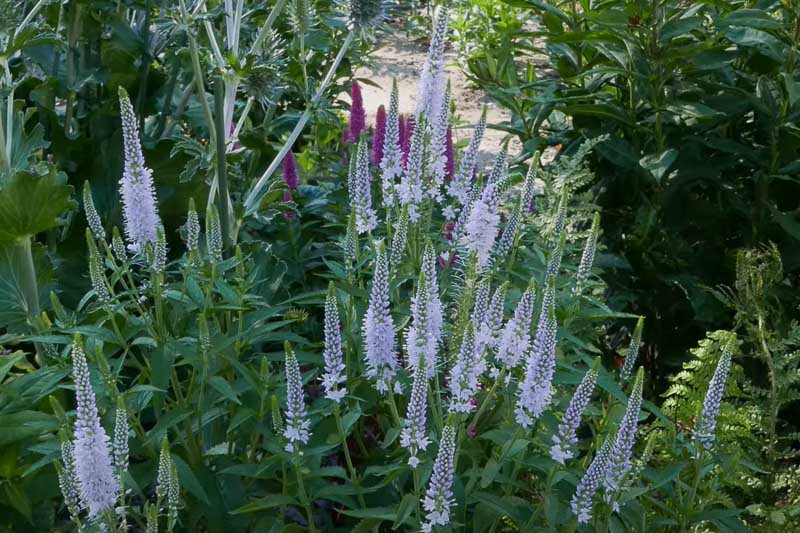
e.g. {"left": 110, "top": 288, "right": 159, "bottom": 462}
{"left": 421, "top": 425, "right": 457, "bottom": 532}
{"left": 495, "top": 286, "right": 535, "bottom": 369}
{"left": 448, "top": 324, "right": 486, "bottom": 413}
{"left": 322, "top": 282, "right": 347, "bottom": 402}
{"left": 551, "top": 359, "right": 600, "bottom": 464}
{"left": 571, "top": 438, "right": 612, "bottom": 524}
{"left": 694, "top": 336, "right": 735, "bottom": 451}
{"left": 401, "top": 363, "right": 430, "bottom": 468}
{"left": 363, "top": 247, "right": 398, "bottom": 393}
{"left": 604, "top": 367, "right": 645, "bottom": 502}
{"left": 283, "top": 345, "right": 311, "bottom": 453}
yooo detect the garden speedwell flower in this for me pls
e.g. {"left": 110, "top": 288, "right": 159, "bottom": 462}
{"left": 397, "top": 115, "right": 427, "bottom": 221}
{"left": 322, "top": 282, "right": 347, "bottom": 402}
{"left": 551, "top": 358, "right": 600, "bottom": 464}
{"left": 401, "top": 362, "right": 430, "bottom": 468}
{"left": 573, "top": 212, "right": 600, "bottom": 295}
{"left": 694, "top": 335, "right": 735, "bottom": 451}
{"left": 283, "top": 344, "right": 311, "bottom": 453}
{"left": 70, "top": 338, "right": 119, "bottom": 517}
{"left": 351, "top": 137, "right": 377, "bottom": 233}
{"left": 363, "top": 247, "right": 399, "bottom": 393}
{"left": 380, "top": 79, "right": 403, "bottom": 206}
{"left": 119, "top": 87, "right": 159, "bottom": 252}
{"left": 447, "top": 107, "right": 486, "bottom": 206}
{"left": 620, "top": 316, "right": 645, "bottom": 381}
{"left": 516, "top": 279, "right": 558, "bottom": 428}
{"left": 345, "top": 80, "right": 365, "bottom": 143}
{"left": 604, "top": 367, "right": 645, "bottom": 504}
{"left": 571, "top": 438, "right": 612, "bottom": 524}
{"left": 405, "top": 272, "right": 438, "bottom": 379}
{"left": 461, "top": 182, "right": 501, "bottom": 269}
{"left": 495, "top": 285, "right": 535, "bottom": 369}
{"left": 415, "top": 4, "right": 449, "bottom": 127}
{"left": 421, "top": 425, "right": 457, "bottom": 532}
{"left": 448, "top": 323, "right": 485, "bottom": 413}
{"left": 83, "top": 181, "right": 105, "bottom": 241}
{"left": 427, "top": 83, "right": 451, "bottom": 201}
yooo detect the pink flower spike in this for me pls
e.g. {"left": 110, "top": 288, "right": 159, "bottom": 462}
{"left": 283, "top": 151, "right": 299, "bottom": 190}
{"left": 402, "top": 116, "right": 416, "bottom": 168}
{"left": 348, "top": 80, "right": 366, "bottom": 144}
{"left": 371, "top": 105, "right": 386, "bottom": 165}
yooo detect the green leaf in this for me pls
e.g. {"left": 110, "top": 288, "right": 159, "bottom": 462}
{"left": 340, "top": 507, "right": 395, "bottom": 521}
{"left": 0, "top": 168, "right": 75, "bottom": 242}
{"left": 392, "top": 494, "right": 417, "bottom": 528}
{"left": 0, "top": 411, "right": 58, "bottom": 446}
{"left": 640, "top": 149, "right": 678, "bottom": 185}
{"left": 171, "top": 455, "right": 211, "bottom": 505}
{"left": 231, "top": 494, "right": 298, "bottom": 514}
{"left": 3, "top": 483, "right": 32, "bottom": 522}
{"left": 208, "top": 375, "right": 242, "bottom": 405}
{"left": 0, "top": 352, "right": 24, "bottom": 383}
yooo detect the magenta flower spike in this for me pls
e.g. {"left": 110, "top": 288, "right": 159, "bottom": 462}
{"left": 371, "top": 105, "right": 387, "bottom": 165}
{"left": 398, "top": 115, "right": 407, "bottom": 152}
{"left": 283, "top": 150, "right": 299, "bottom": 190}
{"left": 347, "top": 80, "right": 366, "bottom": 144}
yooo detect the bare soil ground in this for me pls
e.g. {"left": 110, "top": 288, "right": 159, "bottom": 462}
{"left": 353, "top": 27, "right": 521, "bottom": 170}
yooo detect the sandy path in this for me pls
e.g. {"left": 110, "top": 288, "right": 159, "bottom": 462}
{"left": 354, "top": 27, "right": 521, "bottom": 170}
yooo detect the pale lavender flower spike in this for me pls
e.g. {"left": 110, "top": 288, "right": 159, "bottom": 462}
{"left": 283, "top": 345, "right": 311, "bottom": 454}
{"left": 571, "top": 438, "right": 612, "bottom": 524}
{"left": 322, "top": 283, "right": 348, "bottom": 403}
{"left": 603, "top": 367, "right": 645, "bottom": 504}
{"left": 694, "top": 335, "right": 735, "bottom": 451}
{"left": 352, "top": 137, "right": 377, "bottom": 233}
{"left": 516, "top": 280, "right": 558, "bottom": 428}
{"left": 405, "top": 271, "right": 438, "bottom": 380}
{"left": 363, "top": 247, "right": 399, "bottom": 393}
{"left": 447, "top": 107, "right": 486, "bottom": 206}
{"left": 380, "top": 79, "right": 403, "bottom": 207}
{"left": 461, "top": 183, "right": 501, "bottom": 269}
{"left": 448, "top": 324, "right": 485, "bottom": 413}
{"left": 421, "top": 425, "right": 457, "bottom": 532}
{"left": 551, "top": 359, "right": 600, "bottom": 464}
{"left": 70, "top": 338, "right": 119, "bottom": 517}
{"left": 397, "top": 115, "right": 427, "bottom": 222}
{"left": 118, "top": 87, "right": 159, "bottom": 252}
{"left": 422, "top": 243, "right": 444, "bottom": 350}
{"left": 415, "top": 4, "right": 450, "bottom": 125}
{"left": 427, "top": 84, "right": 452, "bottom": 201}
{"left": 401, "top": 363, "right": 430, "bottom": 468}
{"left": 495, "top": 286, "right": 535, "bottom": 370}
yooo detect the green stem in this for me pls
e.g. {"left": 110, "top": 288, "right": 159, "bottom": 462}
{"left": 244, "top": 30, "right": 356, "bottom": 214}
{"left": 334, "top": 404, "right": 365, "bottom": 506}
{"left": 293, "top": 451, "right": 316, "bottom": 531}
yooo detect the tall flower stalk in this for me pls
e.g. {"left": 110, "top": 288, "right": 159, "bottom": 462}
{"left": 620, "top": 317, "right": 645, "bottom": 381}
{"left": 550, "top": 358, "right": 600, "bottom": 463}
{"left": 283, "top": 343, "right": 311, "bottom": 454}
{"left": 694, "top": 336, "right": 735, "bottom": 451}
{"left": 421, "top": 425, "right": 457, "bottom": 532}
{"left": 322, "top": 282, "right": 347, "bottom": 402}
{"left": 604, "top": 367, "right": 645, "bottom": 506}
{"left": 118, "top": 87, "right": 160, "bottom": 252}
{"left": 363, "top": 246, "right": 399, "bottom": 393}
{"left": 380, "top": 79, "right": 403, "bottom": 206}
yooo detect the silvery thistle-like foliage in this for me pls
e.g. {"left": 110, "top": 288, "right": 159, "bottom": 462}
{"left": 551, "top": 359, "right": 600, "bottom": 464}
{"left": 83, "top": 181, "right": 105, "bottom": 241}
{"left": 401, "top": 362, "right": 430, "bottom": 468}
{"left": 415, "top": 4, "right": 449, "bottom": 124}
{"left": 284, "top": 346, "right": 312, "bottom": 453}
{"left": 427, "top": 84, "right": 451, "bottom": 200}
{"left": 322, "top": 283, "right": 348, "bottom": 402}
{"left": 112, "top": 400, "right": 129, "bottom": 474}
{"left": 352, "top": 137, "right": 377, "bottom": 233}
{"left": 363, "top": 248, "right": 399, "bottom": 393}
{"left": 421, "top": 425, "right": 457, "bottom": 532}
{"left": 58, "top": 441, "right": 81, "bottom": 522}
{"left": 118, "top": 87, "right": 159, "bottom": 252}
{"left": 390, "top": 206, "right": 409, "bottom": 268}
{"left": 620, "top": 316, "right": 644, "bottom": 381}
{"left": 206, "top": 204, "right": 223, "bottom": 263}
{"left": 405, "top": 273, "right": 438, "bottom": 379}
{"left": 461, "top": 183, "right": 501, "bottom": 269}
{"left": 380, "top": 79, "right": 403, "bottom": 207}
{"left": 397, "top": 115, "right": 427, "bottom": 222}
{"left": 70, "top": 339, "right": 119, "bottom": 517}
{"left": 694, "top": 338, "right": 734, "bottom": 451}
{"left": 447, "top": 108, "right": 486, "bottom": 206}
{"left": 495, "top": 286, "right": 535, "bottom": 369}
{"left": 604, "top": 367, "right": 645, "bottom": 501}
{"left": 448, "top": 324, "right": 485, "bottom": 413}
{"left": 573, "top": 212, "right": 601, "bottom": 295}
{"left": 422, "top": 243, "right": 444, "bottom": 349}
{"left": 346, "top": 0, "right": 387, "bottom": 33}
{"left": 515, "top": 281, "right": 558, "bottom": 428}
{"left": 571, "top": 438, "right": 612, "bottom": 524}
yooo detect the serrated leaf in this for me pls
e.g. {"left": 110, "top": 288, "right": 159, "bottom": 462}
{"left": 0, "top": 168, "right": 75, "bottom": 242}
